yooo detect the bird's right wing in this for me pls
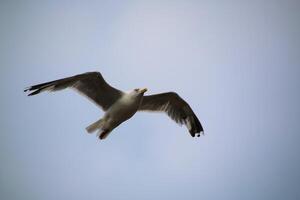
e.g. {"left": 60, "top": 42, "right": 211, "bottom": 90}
{"left": 24, "top": 72, "right": 123, "bottom": 111}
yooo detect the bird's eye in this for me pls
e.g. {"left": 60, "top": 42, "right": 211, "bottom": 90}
{"left": 134, "top": 88, "right": 139, "bottom": 92}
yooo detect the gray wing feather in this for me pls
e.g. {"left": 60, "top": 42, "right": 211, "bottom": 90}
{"left": 139, "top": 92, "right": 204, "bottom": 137}
{"left": 24, "top": 72, "right": 123, "bottom": 110}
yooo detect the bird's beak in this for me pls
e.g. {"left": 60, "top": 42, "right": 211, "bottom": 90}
{"left": 140, "top": 88, "right": 148, "bottom": 93}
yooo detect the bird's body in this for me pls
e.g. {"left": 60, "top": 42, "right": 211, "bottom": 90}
{"left": 87, "top": 90, "right": 144, "bottom": 139}
{"left": 25, "top": 71, "right": 204, "bottom": 140}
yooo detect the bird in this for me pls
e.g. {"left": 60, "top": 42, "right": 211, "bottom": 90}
{"left": 24, "top": 72, "right": 204, "bottom": 140}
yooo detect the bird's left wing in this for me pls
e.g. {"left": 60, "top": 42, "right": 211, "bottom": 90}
{"left": 138, "top": 92, "right": 204, "bottom": 137}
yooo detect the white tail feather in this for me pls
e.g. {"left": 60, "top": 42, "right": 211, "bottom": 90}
{"left": 86, "top": 119, "right": 104, "bottom": 133}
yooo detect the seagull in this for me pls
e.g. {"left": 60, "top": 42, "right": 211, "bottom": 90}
{"left": 24, "top": 72, "right": 204, "bottom": 140}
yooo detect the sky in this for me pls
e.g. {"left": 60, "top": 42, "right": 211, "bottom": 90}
{"left": 0, "top": 0, "right": 300, "bottom": 200}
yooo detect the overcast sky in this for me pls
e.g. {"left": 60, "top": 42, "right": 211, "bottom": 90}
{"left": 1, "top": 1, "right": 300, "bottom": 200}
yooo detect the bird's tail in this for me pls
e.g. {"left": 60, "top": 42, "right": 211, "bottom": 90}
{"left": 86, "top": 118, "right": 105, "bottom": 134}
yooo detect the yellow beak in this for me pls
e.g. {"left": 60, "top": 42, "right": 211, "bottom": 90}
{"left": 140, "top": 88, "right": 148, "bottom": 93}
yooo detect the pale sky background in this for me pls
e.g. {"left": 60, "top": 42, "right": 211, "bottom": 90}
{"left": 0, "top": 1, "right": 300, "bottom": 200}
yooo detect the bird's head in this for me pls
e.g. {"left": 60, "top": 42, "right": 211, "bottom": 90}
{"left": 129, "top": 88, "right": 148, "bottom": 99}
{"left": 133, "top": 88, "right": 148, "bottom": 95}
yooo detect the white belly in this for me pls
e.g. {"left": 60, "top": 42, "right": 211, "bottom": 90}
{"left": 103, "top": 94, "right": 140, "bottom": 129}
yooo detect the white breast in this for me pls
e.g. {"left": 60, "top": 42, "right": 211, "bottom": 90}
{"left": 105, "top": 93, "right": 141, "bottom": 125}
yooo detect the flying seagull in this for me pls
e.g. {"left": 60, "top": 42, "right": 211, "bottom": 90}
{"left": 24, "top": 72, "right": 204, "bottom": 140}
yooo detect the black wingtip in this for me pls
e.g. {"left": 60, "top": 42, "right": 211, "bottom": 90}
{"left": 24, "top": 87, "right": 31, "bottom": 92}
{"left": 189, "top": 130, "right": 203, "bottom": 137}
{"left": 24, "top": 86, "right": 41, "bottom": 96}
{"left": 24, "top": 87, "right": 31, "bottom": 96}
{"left": 27, "top": 89, "right": 41, "bottom": 96}
{"left": 197, "top": 131, "right": 204, "bottom": 137}
{"left": 189, "top": 130, "right": 204, "bottom": 138}
{"left": 188, "top": 115, "right": 204, "bottom": 138}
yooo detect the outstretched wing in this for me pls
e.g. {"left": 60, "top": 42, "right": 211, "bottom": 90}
{"left": 139, "top": 92, "right": 204, "bottom": 137}
{"left": 24, "top": 72, "right": 123, "bottom": 111}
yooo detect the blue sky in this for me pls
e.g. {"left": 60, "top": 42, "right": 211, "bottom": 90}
{"left": 0, "top": 1, "right": 299, "bottom": 200}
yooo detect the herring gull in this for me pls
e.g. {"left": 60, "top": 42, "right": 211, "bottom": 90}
{"left": 24, "top": 72, "right": 204, "bottom": 140}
